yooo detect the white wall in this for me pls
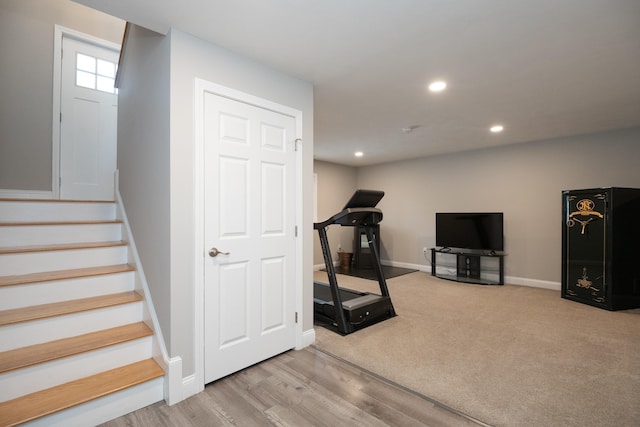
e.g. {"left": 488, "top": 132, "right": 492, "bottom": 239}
{"left": 352, "top": 127, "right": 640, "bottom": 285}
{"left": 0, "top": 0, "right": 124, "bottom": 192}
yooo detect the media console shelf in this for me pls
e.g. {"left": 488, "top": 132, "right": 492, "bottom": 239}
{"left": 430, "top": 248, "right": 505, "bottom": 285}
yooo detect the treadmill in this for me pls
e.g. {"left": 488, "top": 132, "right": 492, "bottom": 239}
{"left": 314, "top": 189, "right": 396, "bottom": 335}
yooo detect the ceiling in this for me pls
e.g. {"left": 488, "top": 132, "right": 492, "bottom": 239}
{"left": 75, "top": 0, "right": 640, "bottom": 166}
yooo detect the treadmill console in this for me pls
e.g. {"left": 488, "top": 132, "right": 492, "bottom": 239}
{"left": 315, "top": 190, "right": 385, "bottom": 229}
{"left": 342, "top": 189, "right": 385, "bottom": 210}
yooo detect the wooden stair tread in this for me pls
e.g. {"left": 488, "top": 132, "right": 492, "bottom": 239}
{"left": 0, "top": 264, "right": 135, "bottom": 287}
{"left": 0, "top": 322, "right": 153, "bottom": 374}
{"left": 0, "top": 291, "right": 143, "bottom": 326}
{"left": 0, "top": 219, "right": 122, "bottom": 227}
{"left": 0, "top": 358, "right": 164, "bottom": 427}
{"left": 0, "top": 240, "right": 126, "bottom": 255}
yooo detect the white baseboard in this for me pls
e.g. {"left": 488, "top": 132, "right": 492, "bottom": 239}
{"left": 381, "top": 259, "right": 430, "bottom": 273}
{"left": 314, "top": 260, "right": 429, "bottom": 272}
{"left": 387, "top": 260, "right": 561, "bottom": 290}
{"left": 506, "top": 276, "right": 561, "bottom": 291}
{"left": 180, "top": 373, "right": 201, "bottom": 404}
{"left": 316, "top": 258, "right": 561, "bottom": 291}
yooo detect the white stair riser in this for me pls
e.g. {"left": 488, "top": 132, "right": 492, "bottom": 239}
{"left": 0, "top": 337, "right": 153, "bottom": 401}
{"left": 0, "top": 272, "right": 135, "bottom": 311}
{"left": 0, "top": 223, "right": 122, "bottom": 248}
{"left": 0, "top": 201, "right": 116, "bottom": 222}
{"left": 0, "top": 246, "right": 128, "bottom": 275}
{"left": 0, "top": 302, "right": 143, "bottom": 351}
{"left": 23, "top": 377, "right": 164, "bottom": 427}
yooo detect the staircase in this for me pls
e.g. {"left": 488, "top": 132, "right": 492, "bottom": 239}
{"left": 0, "top": 199, "right": 165, "bottom": 426}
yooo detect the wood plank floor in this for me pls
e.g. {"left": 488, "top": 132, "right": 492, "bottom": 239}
{"left": 101, "top": 346, "right": 490, "bottom": 427}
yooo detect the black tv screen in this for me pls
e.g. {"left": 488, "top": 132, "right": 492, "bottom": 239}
{"left": 436, "top": 212, "right": 504, "bottom": 252}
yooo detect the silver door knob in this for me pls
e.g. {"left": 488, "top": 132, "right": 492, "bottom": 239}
{"left": 209, "top": 247, "right": 230, "bottom": 257}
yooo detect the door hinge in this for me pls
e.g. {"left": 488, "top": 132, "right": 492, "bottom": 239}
{"left": 60, "top": 112, "right": 62, "bottom": 122}
{"left": 295, "top": 225, "right": 298, "bottom": 237}
{"left": 295, "top": 312, "right": 298, "bottom": 323}
{"left": 294, "top": 138, "right": 302, "bottom": 152}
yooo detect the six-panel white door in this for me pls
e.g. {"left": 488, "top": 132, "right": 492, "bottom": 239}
{"left": 60, "top": 36, "right": 118, "bottom": 201}
{"left": 203, "top": 92, "right": 297, "bottom": 383}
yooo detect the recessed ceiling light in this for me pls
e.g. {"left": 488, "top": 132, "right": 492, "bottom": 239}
{"left": 490, "top": 125, "right": 504, "bottom": 133}
{"left": 354, "top": 151, "right": 364, "bottom": 157}
{"left": 428, "top": 81, "right": 447, "bottom": 92}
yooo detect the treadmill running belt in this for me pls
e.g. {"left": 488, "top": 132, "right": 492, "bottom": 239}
{"left": 313, "top": 281, "right": 364, "bottom": 304}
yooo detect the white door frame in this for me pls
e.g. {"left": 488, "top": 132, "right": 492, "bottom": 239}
{"left": 52, "top": 25, "right": 120, "bottom": 199}
{"left": 193, "top": 78, "right": 304, "bottom": 393}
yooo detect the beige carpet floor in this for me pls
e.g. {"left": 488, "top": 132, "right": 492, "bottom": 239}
{"left": 313, "top": 270, "right": 640, "bottom": 427}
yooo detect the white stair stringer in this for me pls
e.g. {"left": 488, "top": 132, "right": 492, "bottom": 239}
{"left": 114, "top": 189, "right": 180, "bottom": 405}
{"left": 0, "top": 198, "right": 165, "bottom": 426}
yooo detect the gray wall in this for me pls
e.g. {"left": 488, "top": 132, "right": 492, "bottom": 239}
{"left": 0, "top": 0, "right": 124, "bottom": 192}
{"left": 118, "top": 27, "right": 314, "bottom": 379}
{"left": 314, "top": 127, "right": 640, "bottom": 285}
{"left": 117, "top": 24, "right": 172, "bottom": 357}
{"left": 313, "top": 161, "right": 358, "bottom": 265}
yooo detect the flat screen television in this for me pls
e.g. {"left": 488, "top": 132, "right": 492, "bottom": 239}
{"left": 435, "top": 212, "right": 504, "bottom": 252}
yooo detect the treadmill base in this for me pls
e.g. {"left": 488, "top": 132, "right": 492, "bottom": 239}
{"left": 313, "top": 281, "right": 396, "bottom": 335}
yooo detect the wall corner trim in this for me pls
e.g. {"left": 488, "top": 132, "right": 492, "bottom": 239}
{"left": 296, "top": 328, "right": 316, "bottom": 350}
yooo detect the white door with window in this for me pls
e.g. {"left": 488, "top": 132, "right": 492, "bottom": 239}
{"left": 59, "top": 36, "right": 118, "bottom": 200}
{"left": 202, "top": 90, "right": 298, "bottom": 383}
